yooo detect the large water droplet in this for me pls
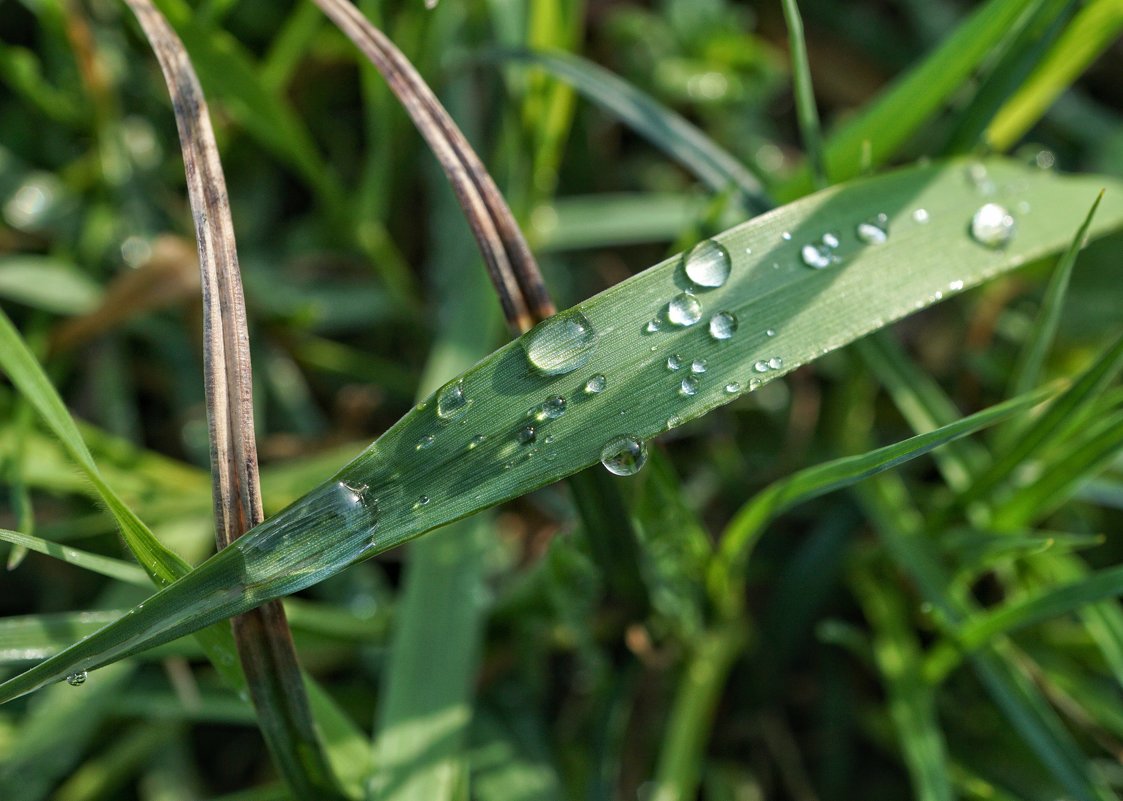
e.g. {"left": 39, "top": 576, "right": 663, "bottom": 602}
{"left": 667, "top": 354, "right": 684, "bottom": 371}
{"left": 600, "top": 435, "right": 648, "bottom": 476}
{"left": 584, "top": 374, "right": 607, "bottom": 394}
{"left": 436, "top": 378, "right": 470, "bottom": 421}
{"left": 753, "top": 360, "right": 769, "bottom": 373}
{"left": 768, "top": 356, "right": 783, "bottom": 370}
{"left": 680, "top": 375, "right": 699, "bottom": 396}
{"left": 970, "top": 203, "right": 1015, "bottom": 248}
{"left": 725, "top": 382, "right": 742, "bottom": 394}
{"left": 683, "top": 239, "right": 731, "bottom": 288}
{"left": 800, "top": 242, "right": 836, "bottom": 269}
{"left": 66, "top": 671, "right": 87, "bottom": 686}
{"left": 667, "top": 293, "right": 703, "bottom": 327}
{"left": 690, "top": 359, "right": 707, "bottom": 374}
{"left": 709, "top": 311, "right": 737, "bottom": 340}
{"left": 856, "top": 213, "right": 889, "bottom": 245}
{"left": 523, "top": 309, "right": 598, "bottom": 375}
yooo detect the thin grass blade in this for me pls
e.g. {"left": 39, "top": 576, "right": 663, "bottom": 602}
{"left": 0, "top": 529, "right": 148, "bottom": 586}
{"left": 780, "top": 0, "right": 826, "bottom": 189}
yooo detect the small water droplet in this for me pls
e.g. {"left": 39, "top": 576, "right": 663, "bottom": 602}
{"left": 468, "top": 434, "right": 486, "bottom": 449}
{"left": 768, "top": 356, "right": 783, "bottom": 370}
{"left": 765, "top": 328, "right": 776, "bottom": 337}
{"left": 538, "top": 395, "right": 567, "bottom": 420}
{"left": 949, "top": 279, "right": 964, "bottom": 291}
{"left": 584, "top": 374, "right": 607, "bottom": 394}
{"left": 725, "top": 382, "right": 742, "bottom": 394}
{"left": 683, "top": 239, "right": 732, "bottom": 288}
{"left": 413, "top": 495, "right": 430, "bottom": 510}
{"left": 856, "top": 213, "right": 889, "bottom": 245}
{"left": 666, "top": 354, "right": 684, "bottom": 371}
{"left": 645, "top": 318, "right": 662, "bottom": 333}
{"left": 416, "top": 434, "right": 435, "bottom": 450}
{"left": 800, "top": 242, "right": 836, "bottom": 269}
{"left": 781, "top": 231, "right": 792, "bottom": 241}
{"left": 523, "top": 309, "right": 598, "bottom": 375}
{"left": 600, "top": 435, "right": 648, "bottom": 476}
{"left": 912, "top": 208, "right": 930, "bottom": 224}
{"left": 667, "top": 293, "right": 703, "bottom": 326}
{"left": 519, "top": 425, "right": 537, "bottom": 444}
{"left": 709, "top": 311, "right": 737, "bottom": 341}
{"left": 821, "top": 232, "right": 840, "bottom": 249}
{"left": 753, "top": 361, "right": 769, "bottom": 373}
{"left": 744, "top": 246, "right": 753, "bottom": 255}
{"left": 66, "top": 671, "right": 87, "bottom": 686}
{"left": 436, "top": 378, "right": 471, "bottom": 421}
{"left": 690, "top": 359, "right": 707, "bottom": 374}
{"left": 970, "top": 203, "right": 1015, "bottom": 248}
{"left": 679, "top": 375, "right": 699, "bottom": 396}
{"left": 666, "top": 415, "right": 683, "bottom": 430}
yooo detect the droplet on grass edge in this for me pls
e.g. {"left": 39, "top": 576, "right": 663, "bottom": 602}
{"left": 601, "top": 435, "right": 648, "bottom": 476}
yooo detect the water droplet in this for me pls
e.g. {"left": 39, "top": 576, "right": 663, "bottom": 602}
{"left": 679, "top": 375, "right": 699, "bottom": 396}
{"left": 949, "top": 279, "right": 964, "bottom": 291}
{"left": 800, "top": 242, "right": 836, "bottom": 269}
{"left": 709, "top": 311, "right": 737, "bottom": 340}
{"left": 781, "top": 231, "right": 792, "bottom": 241}
{"left": 744, "top": 246, "right": 753, "bottom": 255}
{"left": 765, "top": 328, "right": 776, "bottom": 337}
{"left": 912, "top": 208, "right": 930, "bottom": 224}
{"left": 425, "top": 0, "right": 438, "bottom": 8}
{"left": 1035, "top": 150, "right": 1055, "bottom": 170}
{"left": 584, "top": 374, "right": 607, "bottom": 394}
{"left": 645, "top": 318, "right": 662, "bottom": 333}
{"left": 965, "top": 162, "right": 996, "bottom": 195}
{"left": 416, "top": 434, "right": 435, "bottom": 450}
{"left": 725, "top": 382, "right": 742, "bottom": 394}
{"left": 683, "top": 239, "right": 732, "bottom": 288}
{"left": 666, "top": 415, "right": 683, "bottom": 429}
{"left": 436, "top": 378, "right": 470, "bottom": 421}
{"left": 690, "top": 359, "right": 707, "bottom": 374}
{"left": 970, "top": 203, "right": 1015, "bottom": 248}
{"left": 413, "top": 495, "right": 430, "bottom": 510}
{"left": 821, "top": 232, "right": 840, "bottom": 249}
{"left": 856, "top": 213, "right": 889, "bottom": 245}
{"left": 753, "top": 361, "right": 769, "bottom": 373}
{"left": 468, "top": 434, "right": 486, "bottom": 449}
{"left": 666, "top": 354, "right": 684, "bottom": 371}
{"left": 667, "top": 293, "right": 703, "bottom": 327}
{"left": 523, "top": 309, "right": 598, "bottom": 375}
{"left": 600, "top": 435, "right": 648, "bottom": 476}
{"left": 66, "top": 671, "right": 87, "bottom": 686}
{"left": 519, "top": 425, "right": 537, "bottom": 444}
{"left": 538, "top": 395, "right": 567, "bottom": 420}
{"left": 768, "top": 356, "right": 783, "bottom": 370}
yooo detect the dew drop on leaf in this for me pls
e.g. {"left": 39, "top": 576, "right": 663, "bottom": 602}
{"left": 691, "top": 359, "right": 707, "bottom": 374}
{"left": 683, "top": 239, "right": 731, "bottom": 288}
{"left": 416, "top": 434, "right": 435, "bottom": 450}
{"left": 523, "top": 309, "right": 598, "bottom": 375}
{"left": 436, "top": 378, "right": 470, "bottom": 421}
{"left": 856, "top": 213, "right": 889, "bottom": 245}
{"left": 800, "top": 242, "right": 836, "bottom": 269}
{"left": 725, "top": 382, "right": 742, "bottom": 394}
{"left": 584, "top": 374, "right": 607, "bottom": 394}
{"left": 680, "top": 375, "right": 699, "bottom": 396}
{"left": 66, "top": 671, "right": 87, "bottom": 686}
{"left": 709, "top": 311, "right": 737, "bottom": 340}
{"left": 666, "top": 354, "right": 683, "bottom": 371}
{"left": 970, "top": 203, "right": 1015, "bottom": 248}
{"left": 519, "top": 424, "right": 537, "bottom": 444}
{"left": 667, "top": 293, "right": 703, "bottom": 327}
{"left": 912, "top": 208, "right": 930, "bottom": 224}
{"left": 600, "top": 435, "right": 648, "bottom": 476}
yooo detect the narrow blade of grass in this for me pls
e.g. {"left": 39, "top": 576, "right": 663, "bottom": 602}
{"left": 0, "top": 528, "right": 149, "bottom": 586}
{"left": 781, "top": 0, "right": 826, "bottom": 189}
{"left": 2, "top": 158, "right": 1123, "bottom": 702}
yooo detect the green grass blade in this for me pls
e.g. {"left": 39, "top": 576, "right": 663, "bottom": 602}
{"left": 777, "top": 0, "right": 1039, "bottom": 199}
{"left": 987, "top": 0, "right": 1123, "bottom": 151}
{"left": 1008, "top": 191, "right": 1103, "bottom": 397}
{"left": 0, "top": 528, "right": 149, "bottom": 586}
{"left": 494, "top": 49, "right": 770, "bottom": 212}
{"left": 2, "top": 158, "right": 1123, "bottom": 701}
{"left": 780, "top": 0, "right": 826, "bottom": 189}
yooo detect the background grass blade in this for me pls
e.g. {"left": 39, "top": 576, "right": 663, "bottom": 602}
{"left": 1, "top": 158, "right": 1121, "bottom": 702}
{"left": 780, "top": 0, "right": 826, "bottom": 189}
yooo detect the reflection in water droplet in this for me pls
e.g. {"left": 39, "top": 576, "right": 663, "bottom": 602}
{"left": 413, "top": 495, "right": 430, "bottom": 510}
{"left": 753, "top": 361, "right": 769, "bottom": 373}
{"left": 667, "top": 293, "right": 703, "bottom": 327}
{"left": 822, "top": 232, "right": 840, "bottom": 249}
{"left": 680, "top": 375, "right": 699, "bottom": 396}
{"left": 725, "top": 382, "right": 742, "bottom": 394}
{"left": 800, "top": 242, "right": 836, "bottom": 269}
{"left": 584, "top": 374, "right": 607, "bottom": 394}
{"left": 66, "top": 671, "right": 87, "bottom": 687}
{"left": 436, "top": 378, "right": 470, "bottom": 421}
{"left": 856, "top": 213, "right": 889, "bottom": 245}
{"left": 519, "top": 425, "right": 537, "bottom": 444}
{"left": 600, "top": 435, "right": 648, "bottom": 476}
{"left": 768, "top": 356, "right": 783, "bottom": 370}
{"left": 781, "top": 231, "right": 792, "bottom": 241}
{"left": 666, "top": 415, "right": 683, "bottom": 430}
{"left": 970, "top": 203, "right": 1015, "bottom": 248}
{"left": 667, "top": 354, "right": 683, "bottom": 371}
{"left": 416, "top": 434, "right": 435, "bottom": 450}
{"left": 523, "top": 310, "right": 598, "bottom": 375}
{"left": 690, "top": 359, "right": 707, "bottom": 374}
{"left": 468, "top": 434, "right": 486, "bottom": 449}
{"left": 912, "top": 208, "right": 930, "bottom": 224}
{"left": 683, "top": 239, "right": 732, "bottom": 288}
{"left": 709, "top": 311, "right": 737, "bottom": 341}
